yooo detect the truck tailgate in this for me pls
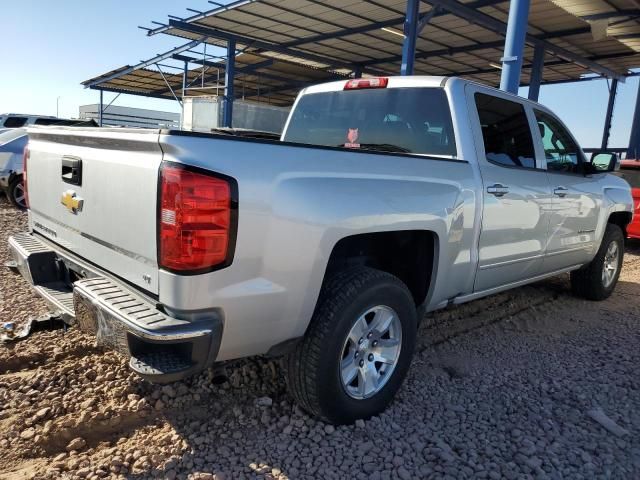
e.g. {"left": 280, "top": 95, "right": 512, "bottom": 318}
{"left": 26, "top": 127, "right": 162, "bottom": 294}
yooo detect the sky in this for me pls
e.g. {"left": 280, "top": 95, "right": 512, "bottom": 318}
{"left": 1, "top": 0, "right": 638, "bottom": 148}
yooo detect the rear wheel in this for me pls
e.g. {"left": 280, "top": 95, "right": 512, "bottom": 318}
{"left": 285, "top": 266, "right": 417, "bottom": 424}
{"left": 570, "top": 223, "right": 624, "bottom": 300}
{"left": 8, "top": 176, "right": 26, "bottom": 210}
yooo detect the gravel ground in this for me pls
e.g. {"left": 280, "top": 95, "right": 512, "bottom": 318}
{"left": 0, "top": 195, "right": 639, "bottom": 480}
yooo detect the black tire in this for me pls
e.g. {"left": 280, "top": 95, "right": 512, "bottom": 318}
{"left": 285, "top": 266, "right": 417, "bottom": 424}
{"left": 570, "top": 223, "right": 624, "bottom": 301}
{"left": 7, "top": 176, "right": 26, "bottom": 210}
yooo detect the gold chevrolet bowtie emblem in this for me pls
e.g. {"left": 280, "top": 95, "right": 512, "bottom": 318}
{"left": 61, "top": 190, "right": 83, "bottom": 214}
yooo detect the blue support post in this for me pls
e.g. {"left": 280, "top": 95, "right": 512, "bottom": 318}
{"left": 500, "top": 0, "right": 531, "bottom": 94}
{"left": 181, "top": 60, "right": 189, "bottom": 97}
{"left": 528, "top": 44, "right": 544, "bottom": 101}
{"left": 353, "top": 65, "right": 363, "bottom": 78}
{"left": 223, "top": 38, "right": 235, "bottom": 128}
{"left": 627, "top": 80, "right": 640, "bottom": 159}
{"left": 400, "top": 0, "right": 420, "bottom": 76}
{"left": 601, "top": 79, "right": 619, "bottom": 151}
{"left": 99, "top": 89, "right": 103, "bottom": 127}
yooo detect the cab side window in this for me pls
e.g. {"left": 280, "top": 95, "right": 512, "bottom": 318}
{"left": 475, "top": 93, "right": 536, "bottom": 169}
{"left": 534, "top": 110, "right": 583, "bottom": 174}
{"left": 3, "top": 117, "right": 28, "bottom": 128}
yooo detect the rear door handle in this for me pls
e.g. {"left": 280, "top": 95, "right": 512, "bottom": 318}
{"left": 554, "top": 186, "right": 568, "bottom": 197}
{"left": 487, "top": 184, "right": 509, "bottom": 197}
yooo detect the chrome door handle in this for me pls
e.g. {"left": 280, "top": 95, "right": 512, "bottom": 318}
{"left": 554, "top": 187, "right": 568, "bottom": 197}
{"left": 487, "top": 184, "right": 509, "bottom": 197}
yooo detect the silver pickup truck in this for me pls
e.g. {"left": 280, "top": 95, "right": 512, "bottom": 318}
{"left": 9, "top": 76, "right": 633, "bottom": 424}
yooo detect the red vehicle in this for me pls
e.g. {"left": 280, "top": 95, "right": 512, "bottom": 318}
{"left": 620, "top": 159, "right": 640, "bottom": 239}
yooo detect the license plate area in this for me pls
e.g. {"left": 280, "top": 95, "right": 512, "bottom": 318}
{"left": 73, "top": 290, "right": 129, "bottom": 355}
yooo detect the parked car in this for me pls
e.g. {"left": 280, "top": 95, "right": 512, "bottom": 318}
{"left": 0, "top": 119, "right": 97, "bottom": 209}
{"left": 9, "top": 76, "right": 633, "bottom": 424}
{"left": 0, "top": 128, "right": 28, "bottom": 208}
{"left": 619, "top": 158, "right": 640, "bottom": 239}
{"left": 0, "top": 113, "right": 97, "bottom": 129}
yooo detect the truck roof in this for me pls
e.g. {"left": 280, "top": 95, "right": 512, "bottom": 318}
{"left": 301, "top": 75, "right": 450, "bottom": 96}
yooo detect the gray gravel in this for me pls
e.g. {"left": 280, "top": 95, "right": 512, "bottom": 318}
{"left": 0, "top": 194, "right": 639, "bottom": 479}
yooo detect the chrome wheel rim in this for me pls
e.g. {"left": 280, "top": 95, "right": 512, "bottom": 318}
{"left": 13, "top": 181, "right": 26, "bottom": 209}
{"left": 340, "top": 305, "right": 402, "bottom": 400}
{"left": 602, "top": 241, "right": 619, "bottom": 288}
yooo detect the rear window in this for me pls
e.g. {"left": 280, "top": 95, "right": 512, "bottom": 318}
{"left": 283, "top": 87, "right": 456, "bottom": 156}
{"left": 3, "top": 117, "right": 28, "bottom": 128}
{"left": 621, "top": 165, "right": 640, "bottom": 188}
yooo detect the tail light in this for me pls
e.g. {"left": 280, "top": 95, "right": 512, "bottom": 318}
{"left": 344, "top": 77, "right": 388, "bottom": 90}
{"left": 23, "top": 146, "right": 29, "bottom": 208}
{"left": 158, "top": 163, "right": 237, "bottom": 273}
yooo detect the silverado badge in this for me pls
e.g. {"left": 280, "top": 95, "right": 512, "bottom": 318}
{"left": 61, "top": 190, "right": 84, "bottom": 214}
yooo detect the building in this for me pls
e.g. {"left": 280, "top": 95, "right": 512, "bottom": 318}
{"left": 78, "top": 104, "right": 180, "bottom": 129}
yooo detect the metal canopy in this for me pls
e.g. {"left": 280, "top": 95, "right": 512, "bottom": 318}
{"left": 144, "top": 0, "right": 640, "bottom": 87}
{"left": 82, "top": 49, "right": 348, "bottom": 106}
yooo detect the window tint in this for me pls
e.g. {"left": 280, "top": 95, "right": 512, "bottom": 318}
{"left": 34, "top": 118, "right": 97, "bottom": 127}
{"left": 3, "top": 117, "right": 28, "bottom": 128}
{"left": 475, "top": 93, "right": 536, "bottom": 168}
{"left": 283, "top": 87, "right": 456, "bottom": 156}
{"left": 534, "top": 110, "right": 583, "bottom": 174}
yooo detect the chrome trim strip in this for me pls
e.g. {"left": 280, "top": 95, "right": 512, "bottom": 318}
{"left": 479, "top": 253, "right": 544, "bottom": 270}
{"left": 30, "top": 209, "right": 156, "bottom": 266}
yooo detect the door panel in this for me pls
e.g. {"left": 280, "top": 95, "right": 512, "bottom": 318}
{"left": 533, "top": 110, "right": 600, "bottom": 270}
{"left": 468, "top": 89, "right": 553, "bottom": 292}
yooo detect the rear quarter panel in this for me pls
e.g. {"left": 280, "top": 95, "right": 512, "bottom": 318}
{"left": 158, "top": 133, "right": 478, "bottom": 360}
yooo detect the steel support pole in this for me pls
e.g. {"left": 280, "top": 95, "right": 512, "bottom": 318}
{"left": 627, "top": 80, "right": 640, "bottom": 159}
{"left": 528, "top": 44, "right": 545, "bottom": 101}
{"left": 500, "top": 0, "right": 531, "bottom": 94}
{"left": 400, "top": 0, "right": 420, "bottom": 76}
{"left": 601, "top": 79, "right": 619, "bottom": 150}
{"left": 354, "top": 65, "right": 363, "bottom": 78}
{"left": 181, "top": 60, "right": 189, "bottom": 130}
{"left": 99, "top": 89, "right": 103, "bottom": 127}
{"left": 223, "top": 38, "right": 235, "bottom": 128}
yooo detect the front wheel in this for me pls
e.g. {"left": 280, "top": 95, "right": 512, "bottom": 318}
{"left": 7, "top": 176, "right": 26, "bottom": 210}
{"left": 285, "top": 267, "right": 417, "bottom": 424}
{"left": 570, "top": 223, "right": 624, "bottom": 300}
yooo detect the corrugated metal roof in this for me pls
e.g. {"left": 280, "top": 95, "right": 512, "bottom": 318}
{"left": 82, "top": 51, "right": 349, "bottom": 106}
{"left": 86, "top": 0, "right": 640, "bottom": 106}
{"left": 146, "top": 0, "right": 640, "bottom": 86}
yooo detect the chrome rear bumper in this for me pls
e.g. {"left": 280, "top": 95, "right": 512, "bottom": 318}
{"left": 8, "top": 232, "right": 222, "bottom": 383}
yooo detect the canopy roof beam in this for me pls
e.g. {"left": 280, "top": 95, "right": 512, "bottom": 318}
{"left": 83, "top": 38, "right": 207, "bottom": 88}
{"left": 422, "top": 0, "right": 626, "bottom": 80}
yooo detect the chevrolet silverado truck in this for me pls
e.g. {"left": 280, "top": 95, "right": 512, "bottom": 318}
{"left": 9, "top": 76, "right": 633, "bottom": 424}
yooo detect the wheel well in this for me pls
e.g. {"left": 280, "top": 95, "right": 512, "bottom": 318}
{"left": 324, "top": 231, "right": 436, "bottom": 306}
{"left": 608, "top": 211, "right": 632, "bottom": 237}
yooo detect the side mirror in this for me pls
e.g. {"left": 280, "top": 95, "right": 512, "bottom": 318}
{"left": 588, "top": 152, "right": 618, "bottom": 173}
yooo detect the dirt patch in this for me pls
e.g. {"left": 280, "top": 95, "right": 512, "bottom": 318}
{"left": 1, "top": 196, "right": 639, "bottom": 479}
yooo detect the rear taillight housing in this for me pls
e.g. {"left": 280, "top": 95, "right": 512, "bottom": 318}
{"left": 23, "top": 146, "right": 29, "bottom": 208}
{"left": 159, "top": 163, "right": 237, "bottom": 273}
{"left": 344, "top": 77, "right": 389, "bottom": 90}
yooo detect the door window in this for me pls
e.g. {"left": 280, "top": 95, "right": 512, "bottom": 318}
{"left": 534, "top": 110, "right": 583, "bottom": 174}
{"left": 475, "top": 93, "right": 536, "bottom": 169}
{"left": 3, "top": 117, "right": 28, "bottom": 128}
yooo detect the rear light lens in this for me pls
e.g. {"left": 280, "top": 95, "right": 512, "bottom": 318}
{"left": 159, "top": 164, "right": 236, "bottom": 272}
{"left": 344, "top": 77, "right": 389, "bottom": 90}
{"left": 23, "top": 146, "right": 29, "bottom": 208}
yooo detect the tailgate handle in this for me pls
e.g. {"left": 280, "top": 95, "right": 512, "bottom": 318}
{"left": 61, "top": 156, "right": 82, "bottom": 185}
